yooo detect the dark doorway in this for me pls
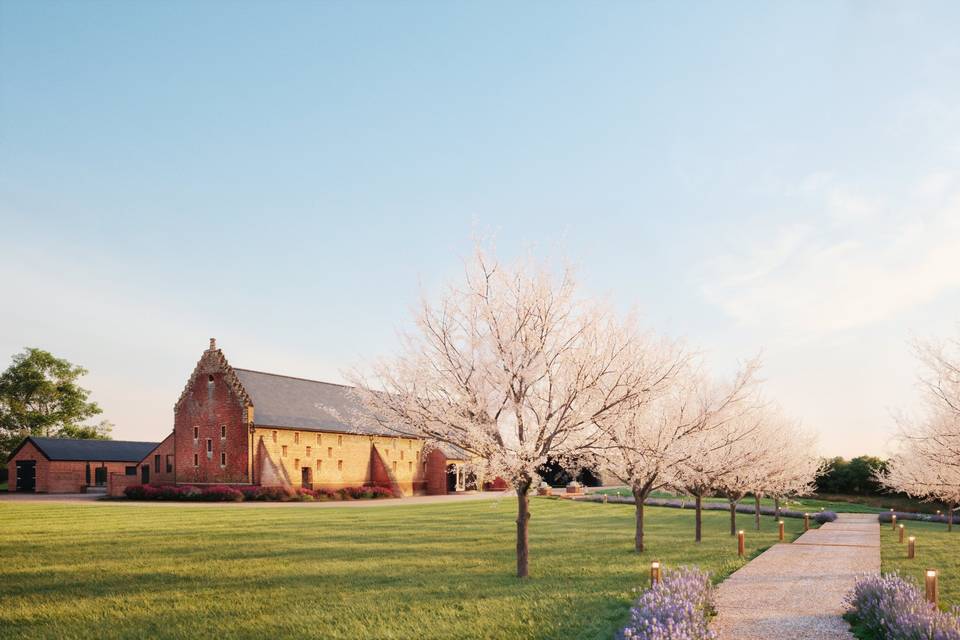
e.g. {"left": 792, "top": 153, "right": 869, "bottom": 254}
{"left": 141, "top": 465, "right": 150, "bottom": 484}
{"left": 15, "top": 461, "right": 36, "bottom": 492}
{"left": 85, "top": 463, "right": 91, "bottom": 485}
{"left": 301, "top": 467, "right": 312, "bottom": 489}
{"left": 94, "top": 467, "right": 107, "bottom": 486}
{"left": 446, "top": 464, "right": 458, "bottom": 492}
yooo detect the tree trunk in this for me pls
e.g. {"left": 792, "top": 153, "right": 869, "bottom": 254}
{"left": 633, "top": 487, "right": 646, "bottom": 553}
{"left": 950, "top": 503, "right": 955, "bottom": 533}
{"left": 754, "top": 495, "right": 761, "bottom": 530}
{"left": 774, "top": 497, "right": 780, "bottom": 519}
{"left": 695, "top": 493, "right": 703, "bottom": 543}
{"left": 516, "top": 481, "right": 531, "bottom": 578}
{"left": 729, "top": 500, "right": 737, "bottom": 536}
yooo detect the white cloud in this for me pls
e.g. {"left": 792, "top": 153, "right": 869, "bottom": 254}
{"left": 701, "top": 171, "right": 960, "bottom": 338}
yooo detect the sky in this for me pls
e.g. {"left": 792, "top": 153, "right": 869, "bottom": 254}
{"left": 2, "top": 1, "right": 959, "bottom": 458}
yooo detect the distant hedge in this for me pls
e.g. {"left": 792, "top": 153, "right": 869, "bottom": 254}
{"left": 123, "top": 484, "right": 401, "bottom": 502}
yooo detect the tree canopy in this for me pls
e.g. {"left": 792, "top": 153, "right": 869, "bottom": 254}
{"left": 0, "top": 348, "right": 109, "bottom": 460}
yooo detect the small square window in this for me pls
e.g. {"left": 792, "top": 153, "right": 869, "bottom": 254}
{"left": 294, "top": 458, "right": 300, "bottom": 470}
{"left": 408, "top": 440, "right": 412, "bottom": 449}
{"left": 154, "top": 454, "right": 161, "bottom": 473}
{"left": 220, "top": 425, "right": 226, "bottom": 439}
{"left": 327, "top": 447, "right": 333, "bottom": 458}
{"left": 193, "top": 426, "right": 199, "bottom": 440}
{"left": 316, "top": 459, "right": 322, "bottom": 471}
{"left": 317, "top": 434, "right": 322, "bottom": 444}
{"left": 206, "top": 438, "right": 213, "bottom": 454}
{"left": 166, "top": 455, "right": 173, "bottom": 473}
{"left": 220, "top": 452, "right": 226, "bottom": 466}
{"left": 125, "top": 466, "right": 137, "bottom": 476}
{"left": 337, "top": 435, "right": 342, "bottom": 446}
{"left": 194, "top": 453, "right": 199, "bottom": 467}
{"left": 272, "top": 431, "right": 278, "bottom": 443}
{"left": 306, "top": 446, "right": 312, "bottom": 457}
{"left": 294, "top": 432, "right": 300, "bottom": 444}
{"left": 282, "top": 445, "right": 288, "bottom": 457}
{"left": 392, "top": 461, "right": 397, "bottom": 472}
{"left": 337, "top": 459, "right": 343, "bottom": 471}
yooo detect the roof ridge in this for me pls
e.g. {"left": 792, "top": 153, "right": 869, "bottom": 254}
{"left": 234, "top": 367, "right": 354, "bottom": 389}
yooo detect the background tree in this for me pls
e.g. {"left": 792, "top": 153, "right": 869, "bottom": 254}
{"left": 0, "top": 348, "right": 106, "bottom": 460}
{"left": 350, "top": 247, "right": 657, "bottom": 577}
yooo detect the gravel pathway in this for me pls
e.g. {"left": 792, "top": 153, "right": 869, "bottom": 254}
{"left": 712, "top": 513, "right": 880, "bottom": 639}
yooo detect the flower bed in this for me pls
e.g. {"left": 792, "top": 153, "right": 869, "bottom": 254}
{"left": 879, "top": 511, "right": 958, "bottom": 525}
{"left": 845, "top": 572, "right": 960, "bottom": 639}
{"left": 124, "top": 484, "right": 401, "bottom": 501}
{"left": 618, "top": 567, "right": 717, "bottom": 640}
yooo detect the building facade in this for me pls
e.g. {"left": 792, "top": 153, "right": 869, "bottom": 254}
{"left": 7, "top": 437, "right": 158, "bottom": 493}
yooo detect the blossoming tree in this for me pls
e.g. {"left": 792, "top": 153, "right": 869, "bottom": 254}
{"left": 350, "top": 247, "right": 669, "bottom": 576}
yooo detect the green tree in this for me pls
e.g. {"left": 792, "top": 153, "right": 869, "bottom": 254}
{"left": 0, "top": 348, "right": 106, "bottom": 460}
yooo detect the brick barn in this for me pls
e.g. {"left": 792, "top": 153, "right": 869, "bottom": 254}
{"left": 122, "top": 339, "right": 473, "bottom": 496}
{"left": 7, "top": 437, "right": 158, "bottom": 493}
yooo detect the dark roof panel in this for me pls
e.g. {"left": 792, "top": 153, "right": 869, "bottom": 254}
{"left": 26, "top": 437, "right": 159, "bottom": 462}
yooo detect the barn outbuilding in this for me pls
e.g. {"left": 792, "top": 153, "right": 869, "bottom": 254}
{"left": 6, "top": 437, "right": 158, "bottom": 493}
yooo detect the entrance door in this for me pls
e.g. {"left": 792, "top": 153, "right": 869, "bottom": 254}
{"left": 141, "top": 464, "right": 150, "bottom": 484}
{"left": 94, "top": 467, "right": 107, "bottom": 486}
{"left": 301, "top": 467, "right": 312, "bottom": 489}
{"left": 446, "top": 464, "right": 458, "bottom": 493}
{"left": 15, "top": 461, "right": 36, "bottom": 492}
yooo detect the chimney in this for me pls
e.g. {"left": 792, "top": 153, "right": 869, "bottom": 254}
{"left": 209, "top": 338, "right": 217, "bottom": 351}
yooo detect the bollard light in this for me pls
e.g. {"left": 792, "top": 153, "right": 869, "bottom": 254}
{"left": 908, "top": 536, "right": 916, "bottom": 559}
{"left": 891, "top": 514, "right": 897, "bottom": 530}
{"left": 778, "top": 520, "right": 785, "bottom": 541}
{"left": 899, "top": 524, "right": 905, "bottom": 543}
{"left": 925, "top": 569, "right": 939, "bottom": 607}
{"left": 737, "top": 530, "right": 745, "bottom": 557}
{"left": 803, "top": 513, "right": 810, "bottom": 531}
{"left": 650, "top": 561, "right": 661, "bottom": 587}
{"left": 603, "top": 494, "right": 608, "bottom": 504}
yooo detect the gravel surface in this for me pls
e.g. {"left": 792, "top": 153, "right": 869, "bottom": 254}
{"left": 712, "top": 513, "right": 879, "bottom": 639}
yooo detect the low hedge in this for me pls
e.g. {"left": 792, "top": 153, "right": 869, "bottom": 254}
{"left": 879, "top": 510, "right": 958, "bottom": 525}
{"left": 124, "top": 484, "right": 401, "bottom": 502}
{"left": 583, "top": 494, "right": 838, "bottom": 523}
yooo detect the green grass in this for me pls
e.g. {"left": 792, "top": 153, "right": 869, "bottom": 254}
{"left": 0, "top": 483, "right": 6, "bottom": 492}
{"left": 591, "top": 488, "right": 918, "bottom": 514}
{"left": 880, "top": 519, "right": 960, "bottom": 610}
{"left": 0, "top": 497, "right": 807, "bottom": 639}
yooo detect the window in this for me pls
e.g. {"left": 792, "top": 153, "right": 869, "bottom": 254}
{"left": 327, "top": 447, "right": 333, "bottom": 458}
{"left": 392, "top": 461, "right": 397, "bottom": 472}
{"left": 166, "top": 455, "right": 173, "bottom": 473}
{"left": 337, "top": 435, "right": 342, "bottom": 446}
{"left": 408, "top": 462, "right": 412, "bottom": 472}
{"left": 337, "top": 460, "right": 343, "bottom": 471}
{"left": 220, "top": 425, "right": 226, "bottom": 439}
{"left": 305, "top": 446, "right": 312, "bottom": 457}
{"left": 206, "top": 438, "right": 213, "bottom": 454}
{"left": 154, "top": 454, "right": 161, "bottom": 473}
{"left": 294, "top": 458, "right": 300, "bottom": 470}
{"left": 193, "top": 453, "right": 199, "bottom": 467}
{"left": 316, "top": 459, "right": 322, "bottom": 471}
{"left": 272, "top": 431, "right": 278, "bottom": 442}
{"left": 317, "top": 434, "right": 322, "bottom": 444}
{"left": 125, "top": 466, "right": 137, "bottom": 476}
{"left": 208, "top": 374, "right": 214, "bottom": 383}
{"left": 408, "top": 440, "right": 412, "bottom": 449}
{"left": 400, "top": 450, "right": 404, "bottom": 460}
{"left": 193, "top": 426, "right": 199, "bottom": 440}
{"left": 220, "top": 452, "right": 226, "bottom": 467}
{"left": 294, "top": 432, "right": 299, "bottom": 444}
{"left": 282, "top": 445, "right": 288, "bottom": 457}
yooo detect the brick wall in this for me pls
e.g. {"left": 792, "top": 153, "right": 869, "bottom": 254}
{"left": 253, "top": 427, "right": 429, "bottom": 496}
{"left": 139, "top": 432, "right": 176, "bottom": 484}
{"left": 174, "top": 350, "right": 251, "bottom": 485}
{"left": 108, "top": 472, "right": 141, "bottom": 497}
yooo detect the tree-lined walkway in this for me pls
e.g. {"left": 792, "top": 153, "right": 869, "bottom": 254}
{"left": 712, "top": 513, "right": 879, "bottom": 639}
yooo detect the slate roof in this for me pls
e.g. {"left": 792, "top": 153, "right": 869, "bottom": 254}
{"left": 234, "top": 368, "right": 394, "bottom": 436}
{"left": 14, "top": 437, "right": 159, "bottom": 462}
{"left": 232, "top": 368, "right": 469, "bottom": 459}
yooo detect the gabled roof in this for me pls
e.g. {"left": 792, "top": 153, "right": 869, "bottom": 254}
{"left": 9, "top": 437, "right": 159, "bottom": 462}
{"left": 234, "top": 368, "right": 394, "bottom": 436}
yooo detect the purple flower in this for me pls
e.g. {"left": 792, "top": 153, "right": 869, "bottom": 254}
{"left": 619, "top": 567, "right": 717, "bottom": 640}
{"left": 846, "top": 572, "right": 960, "bottom": 639}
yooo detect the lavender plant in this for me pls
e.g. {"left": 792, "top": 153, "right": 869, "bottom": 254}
{"left": 846, "top": 572, "right": 960, "bottom": 640}
{"left": 619, "top": 567, "right": 717, "bottom": 640}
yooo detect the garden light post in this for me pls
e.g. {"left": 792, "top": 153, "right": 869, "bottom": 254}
{"left": 778, "top": 520, "right": 784, "bottom": 541}
{"left": 899, "top": 524, "right": 904, "bottom": 543}
{"left": 891, "top": 514, "right": 897, "bottom": 530}
{"left": 925, "top": 569, "right": 938, "bottom": 607}
{"left": 908, "top": 536, "right": 916, "bottom": 559}
{"left": 737, "top": 530, "right": 745, "bottom": 557}
{"left": 650, "top": 561, "right": 661, "bottom": 587}
{"left": 803, "top": 513, "right": 809, "bottom": 531}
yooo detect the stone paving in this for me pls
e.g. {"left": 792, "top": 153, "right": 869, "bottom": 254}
{"left": 712, "top": 513, "right": 880, "bottom": 639}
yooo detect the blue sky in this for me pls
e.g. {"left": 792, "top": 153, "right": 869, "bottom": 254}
{"left": 2, "top": 1, "right": 959, "bottom": 456}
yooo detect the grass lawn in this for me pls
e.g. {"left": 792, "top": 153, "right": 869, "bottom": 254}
{"left": 880, "top": 519, "right": 960, "bottom": 610}
{"left": 590, "top": 488, "right": 924, "bottom": 514}
{"left": 0, "top": 483, "right": 6, "bottom": 491}
{"left": 0, "top": 497, "right": 806, "bottom": 639}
